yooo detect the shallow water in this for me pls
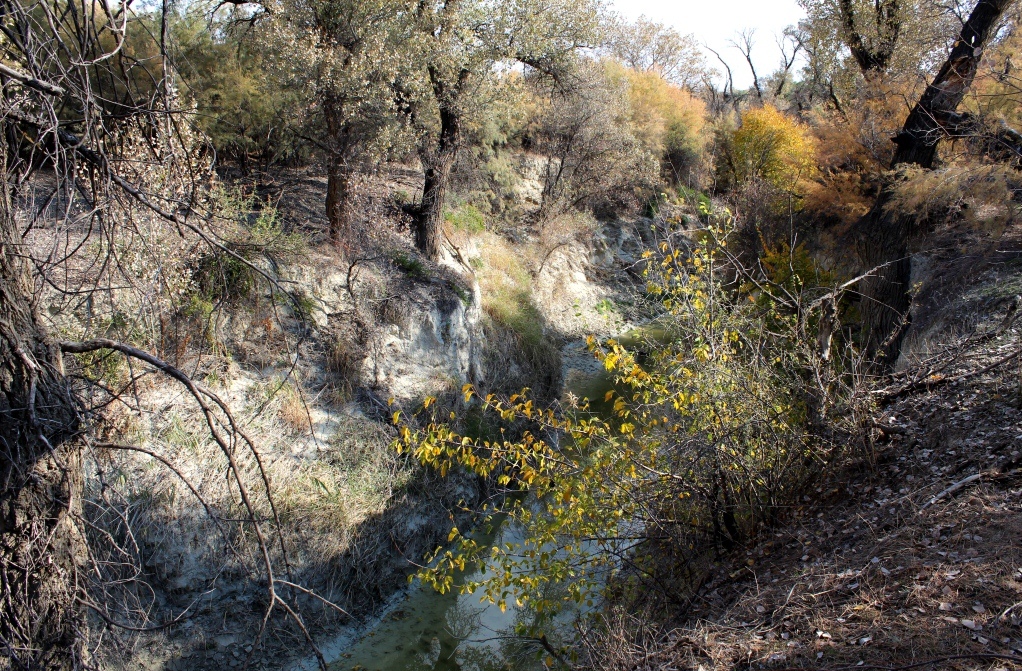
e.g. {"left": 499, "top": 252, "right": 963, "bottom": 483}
{"left": 561, "top": 324, "right": 671, "bottom": 416}
{"left": 328, "top": 520, "right": 544, "bottom": 671}
{"left": 323, "top": 329, "right": 662, "bottom": 671}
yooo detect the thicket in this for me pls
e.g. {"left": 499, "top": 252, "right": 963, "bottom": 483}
{"left": 397, "top": 215, "right": 869, "bottom": 623}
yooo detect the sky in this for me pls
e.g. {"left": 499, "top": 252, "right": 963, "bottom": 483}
{"left": 610, "top": 0, "right": 807, "bottom": 89}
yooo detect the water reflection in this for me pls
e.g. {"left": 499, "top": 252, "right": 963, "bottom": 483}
{"left": 330, "top": 522, "right": 545, "bottom": 671}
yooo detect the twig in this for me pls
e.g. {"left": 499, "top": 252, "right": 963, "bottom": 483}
{"left": 881, "top": 296, "right": 1021, "bottom": 399}
{"left": 765, "top": 654, "right": 1022, "bottom": 671}
{"left": 537, "top": 634, "right": 573, "bottom": 669}
{"left": 275, "top": 580, "right": 351, "bottom": 618}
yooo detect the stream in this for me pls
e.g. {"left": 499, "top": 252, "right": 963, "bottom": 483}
{"left": 301, "top": 327, "right": 666, "bottom": 671}
{"left": 326, "top": 521, "right": 540, "bottom": 671}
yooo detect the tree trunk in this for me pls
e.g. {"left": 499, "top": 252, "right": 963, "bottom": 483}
{"left": 416, "top": 105, "right": 461, "bottom": 261}
{"left": 892, "top": 0, "right": 1011, "bottom": 169}
{"left": 324, "top": 94, "right": 357, "bottom": 244}
{"left": 858, "top": 0, "right": 1011, "bottom": 368}
{"left": 838, "top": 0, "right": 901, "bottom": 76}
{"left": 857, "top": 196, "right": 914, "bottom": 366}
{"left": 326, "top": 157, "right": 356, "bottom": 244}
{"left": 0, "top": 137, "right": 84, "bottom": 669}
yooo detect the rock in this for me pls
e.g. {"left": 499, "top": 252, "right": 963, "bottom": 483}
{"left": 215, "top": 635, "right": 237, "bottom": 649}
{"left": 366, "top": 281, "right": 483, "bottom": 401}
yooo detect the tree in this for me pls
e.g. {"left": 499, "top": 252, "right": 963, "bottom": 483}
{"left": 858, "top": 0, "right": 1015, "bottom": 367}
{"left": 173, "top": 11, "right": 301, "bottom": 172}
{"left": 605, "top": 15, "right": 712, "bottom": 90}
{"left": 772, "top": 28, "right": 805, "bottom": 97}
{"left": 532, "top": 61, "right": 659, "bottom": 221}
{"left": 730, "top": 29, "right": 764, "bottom": 101}
{"left": 838, "top": 0, "right": 902, "bottom": 76}
{"left": 1, "top": 131, "right": 84, "bottom": 670}
{"left": 2, "top": 3, "right": 340, "bottom": 666}
{"left": 262, "top": 0, "right": 411, "bottom": 242}
{"left": 797, "top": 0, "right": 961, "bottom": 83}
{"left": 405, "top": 0, "right": 601, "bottom": 260}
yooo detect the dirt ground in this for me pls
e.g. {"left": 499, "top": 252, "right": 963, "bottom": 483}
{"left": 601, "top": 223, "right": 1022, "bottom": 671}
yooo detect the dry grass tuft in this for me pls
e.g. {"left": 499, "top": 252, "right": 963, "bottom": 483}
{"left": 277, "top": 381, "right": 311, "bottom": 433}
{"left": 327, "top": 332, "right": 364, "bottom": 400}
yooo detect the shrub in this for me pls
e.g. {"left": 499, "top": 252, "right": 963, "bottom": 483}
{"left": 605, "top": 61, "right": 708, "bottom": 184}
{"left": 716, "top": 105, "right": 818, "bottom": 196}
{"left": 397, "top": 221, "right": 863, "bottom": 618}
{"left": 191, "top": 247, "right": 258, "bottom": 304}
{"left": 189, "top": 190, "right": 305, "bottom": 305}
{"left": 390, "top": 251, "right": 429, "bottom": 279}
{"left": 391, "top": 188, "right": 414, "bottom": 206}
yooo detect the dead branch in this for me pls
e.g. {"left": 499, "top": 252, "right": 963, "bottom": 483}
{"left": 919, "top": 472, "right": 984, "bottom": 511}
{"left": 0, "top": 62, "right": 65, "bottom": 96}
{"left": 60, "top": 338, "right": 331, "bottom": 670}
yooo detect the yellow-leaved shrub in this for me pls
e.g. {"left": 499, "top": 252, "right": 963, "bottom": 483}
{"left": 605, "top": 61, "right": 707, "bottom": 182}
{"left": 393, "top": 216, "right": 863, "bottom": 626}
{"left": 718, "top": 104, "right": 818, "bottom": 196}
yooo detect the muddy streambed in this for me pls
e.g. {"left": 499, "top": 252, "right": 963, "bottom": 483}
{"left": 297, "top": 327, "right": 667, "bottom": 671}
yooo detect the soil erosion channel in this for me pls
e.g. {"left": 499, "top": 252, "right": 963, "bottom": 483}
{"left": 304, "top": 327, "right": 663, "bottom": 671}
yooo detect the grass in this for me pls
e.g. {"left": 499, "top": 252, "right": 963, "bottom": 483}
{"left": 277, "top": 380, "right": 310, "bottom": 433}
{"left": 476, "top": 236, "right": 542, "bottom": 345}
{"left": 444, "top": 203, "right": 487, "bottom": 234}
{"left": 474, "top": 233, "right": 561, "bottom": 389}
{"left": 274, "top": 414, "right": 405, "bottom": 535}
{"left": 327, "top": 333, "right": 363, "bottom": 400}
{"left": 391, "top": 251, "right": 429, "bottom": 279}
